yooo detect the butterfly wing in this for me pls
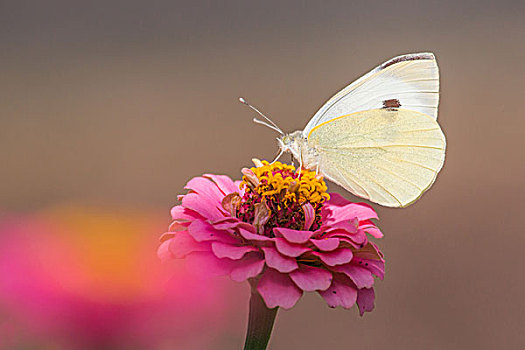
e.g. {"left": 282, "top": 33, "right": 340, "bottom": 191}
{"left": 303, "top": 52, "right": 439, "bottom": 137}
{"left": 307, "top": 108, "right": 446, "bottom": 207}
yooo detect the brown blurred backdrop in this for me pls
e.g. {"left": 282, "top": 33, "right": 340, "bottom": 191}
{"left": 1, "top": 1, "right": 524, "bottom": 349}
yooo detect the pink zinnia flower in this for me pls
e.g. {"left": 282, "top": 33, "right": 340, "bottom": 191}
{"left": 159, "top": 160, "right": 384, "bottom": 315}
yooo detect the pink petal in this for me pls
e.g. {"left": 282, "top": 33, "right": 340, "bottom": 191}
{"left": 182, "top": 192, "right": 225, "bottom": 221}
{"left": 332, "top": 264, "right": 374, "bottom": 289}
{"left": 203, "top": 174, "right": 238, "bottom": 195}
{"left": 185, "top": 252, "right": 235, "bottom": 277}
{"left": 364, "top": 227, "right": 383, "bottom": 239}
{"left": 325, "top": 192, "right": 352, "bottom": 206}
{"left": 352, "top": 242, "right": 383, "bottom": 260}
{"left": 212, "top": 220, "right": 256, "bottom": 233}
{"left": 169, "top": 231, "right": 210, "bottom": 258}
{"left": 325, "top": 229, "right": 366, "bottom": 245}
{"left": 257, "top": 268, "right": 303, "bottom": 309}
{"left": 356, "top": 287, "right": 375, "bottom": 316}
{"left": 273, "top": 227, "right": 314, "bottom": 244}
{"left": 360, "top": 220, "right": 384, "bottom": 238}
{"left": 350, "top": 229, "right": 367, "bottom": 244}
{"left": 262, "top": 246, "right": 298, "bottom": 273}
{"left": 210, "top": 217, "right": 241, "bottom": 227}
{"left": 185, "top": 176, "right": 224, "bottom": 202}
{"left": 322, "top": 194, "right": 378, "bottom": 223}
{"left": 170, "top": 205, "right": 201, "bottom": 221}
{"left": 289, "top": 265, "right": 332, "bottom": 291}
{"left": 230, "top": 252, "right": 265, "bottom": 282}
{"left": 238, "top": 227, "right": 273, "bottom": 242}
{"left": 343, "top": 203, "right": 378, "bottom": 220}
{"left": 211, "top": 241, "right": 257, "bottom": 260}
{"left": 319, "top": 274, "right": 358, "bottom": 309}
{"left": 319, "top": 219, "right": 359, "bottom": 234}
{"left": 168, "top": 220, "right": 190, "bottom": 232}
{"left": 302, "top": 203, "right": 315, "bottom": 230}
{"left": 355, "top": 259, "right": 385, "bottom": 280}
{"left": 314, "top": 248, "right": 353, "bottom": 266}
{"left": 274, "top": 238, "right": 310, "bottom": 257}
{"left": 310, "top": 238, "right": 340, "bottom": 251}
{"left": 188, "top": 220, "right": 238, "bottom": 244}
{"left": 157, "top": 240, "right": 174, "bottom": 260}
{"left": 159, "top": 231, "right": 175, "bottom": 243}
{"left": 212, "top": 220, "right": 271, "bottom": 242}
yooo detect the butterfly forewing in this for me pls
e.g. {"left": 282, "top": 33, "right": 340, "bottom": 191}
{"left": 303, "top": 53, "right": 439, "bottom": 137}
{"left": 307, "top": 108, "right": 446, "bottom": 207}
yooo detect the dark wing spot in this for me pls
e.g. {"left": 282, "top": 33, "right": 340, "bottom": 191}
{"left": 382, "top": 99, "right": 401, "bottom": 109}
{"left": 380, "top": 53, "right": 434, "bottom": 69}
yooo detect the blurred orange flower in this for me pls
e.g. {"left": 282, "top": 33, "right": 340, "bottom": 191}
{"left": 0, "top": 206, "right": 244, "bottom": 349}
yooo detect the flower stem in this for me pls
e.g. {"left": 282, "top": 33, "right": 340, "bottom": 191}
{"left": 243, "top": 289, "right": 279, "bottom": 350}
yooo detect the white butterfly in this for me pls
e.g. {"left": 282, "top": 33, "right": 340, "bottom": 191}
{"left": 241, "top": 52, "right": 446, "bottom": 208}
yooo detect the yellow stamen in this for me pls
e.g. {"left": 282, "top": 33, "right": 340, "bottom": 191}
{"left": 240, "top": 160, "right": 329, "bottom": 206}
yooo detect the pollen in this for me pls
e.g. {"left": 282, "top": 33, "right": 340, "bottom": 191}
{"left": 237, "top": 160, "right": 330, "bottom": 235}
{"left": 242, "top": 160, "right": 329, "bottom": 206}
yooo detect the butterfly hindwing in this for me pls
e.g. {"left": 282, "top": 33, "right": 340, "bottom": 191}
{"left": 307, "top": 108, "right": 446, "bottom": 207}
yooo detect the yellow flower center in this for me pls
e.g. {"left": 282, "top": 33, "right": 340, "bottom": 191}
{"left": 231, "top": 160, "right": 331, "bottom": 235}
{"left": 241, "top": 160, "right": 330, "bottom": 206}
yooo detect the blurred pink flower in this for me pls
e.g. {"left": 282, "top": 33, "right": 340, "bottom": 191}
{"left": 159, "top": 160, "right": 384, "bottom": 314}
{"left": 0, "top": 207, "right": 242, "bottom": 349}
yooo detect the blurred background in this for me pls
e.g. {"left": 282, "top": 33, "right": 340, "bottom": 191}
{"left": 1, "top": 1, "right": 524, "bottom": 349}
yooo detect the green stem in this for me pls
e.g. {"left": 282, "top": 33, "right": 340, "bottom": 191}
{"left": 243, "top": 288, "right": 279, "bottom": 350}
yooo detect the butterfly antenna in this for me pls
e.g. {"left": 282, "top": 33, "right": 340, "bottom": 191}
{"left": 239, "top": 97, "right": 284, "bottom": 135}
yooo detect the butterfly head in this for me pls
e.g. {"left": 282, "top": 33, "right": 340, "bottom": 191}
{"left": 277, "top": 131, "right": 304, "bottom": 159}
{"left": 277, "top": 134, "right": 291, "bottom": 151}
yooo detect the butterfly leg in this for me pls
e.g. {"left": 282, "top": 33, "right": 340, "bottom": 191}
{"left": 270, "top": 149, "right": 284, "bottom": 164}
{"left": 297, "top": 153, "right": 303, "bottom": 177}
